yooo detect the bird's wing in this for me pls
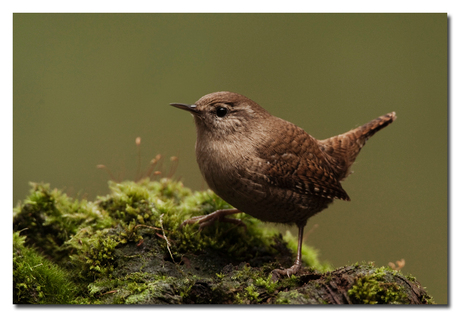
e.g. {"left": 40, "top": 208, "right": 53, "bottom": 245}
{"left": 250, "top": 121, "right": 350, "bottom": 201}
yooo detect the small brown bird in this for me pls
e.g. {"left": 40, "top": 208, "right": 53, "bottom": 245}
{"left": 171, "top": 91, "right": 396, "bottom": 278}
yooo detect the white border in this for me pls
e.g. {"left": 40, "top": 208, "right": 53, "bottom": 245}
{"left": 3, "top": 1, "right": 456, "bottom": 315}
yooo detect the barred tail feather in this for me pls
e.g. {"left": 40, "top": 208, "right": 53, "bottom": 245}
{"left": 319, "top": 112, "right": 396, "bottom": 180}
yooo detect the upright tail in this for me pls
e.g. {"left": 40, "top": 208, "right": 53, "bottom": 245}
{"left": 318, "top": 112, "right": 396, "bottom": 180}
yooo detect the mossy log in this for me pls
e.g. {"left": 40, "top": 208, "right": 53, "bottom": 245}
{"left": 13, "top": 179, "right": 434, "bottom": 304}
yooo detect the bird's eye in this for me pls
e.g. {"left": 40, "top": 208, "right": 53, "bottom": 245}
{"left": 216, "top": 107, "right": 228, "bottom": 118}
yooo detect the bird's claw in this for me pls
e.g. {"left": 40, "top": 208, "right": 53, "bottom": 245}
{"left": 271, "top": 263, "right": 302, "bottom": 281}
{"left": 179, "top": 209, "right": 246, "bottom": 231}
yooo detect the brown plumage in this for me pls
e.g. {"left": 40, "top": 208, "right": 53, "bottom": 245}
{"left": 171, "top": 91, "right": 396, "bottom": 278}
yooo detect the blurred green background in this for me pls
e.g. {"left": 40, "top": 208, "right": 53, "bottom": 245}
{"left": 13, "top": 13, "right": 447, "bottom": 303}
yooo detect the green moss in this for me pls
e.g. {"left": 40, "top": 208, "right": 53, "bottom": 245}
{"left": 13, "top": 183, "right": 114, "bottom": 264}
{"left": 14, "top": 179, "right": 302, "bottom": 303}
{"left": 255, "top": 274, "right": 278, "bottom": 294}
{"left": 80, "top": 272, "right": 196, "bottom": 305}
{"left": 13, "top": 179, "right": 326, "bottom": 272}
{"left": 235, "top": 284, "right": 261, "bottom": 304}
{"left": 65, "top": 228, "right": 120, "bottom": 280}
{"left": 421, "top": 292, "right": 436, "bottom": 305}
{"left": 405, "top": 273, "right": 417, "bottom": 282}
{"left": 386, "top": 269, "right": 435, "bottom": 304}
{"left": 93, "top": 179, "right": 283, "bottom": 264}
{"left": 348, "top": 266, "right": 408, "bottom": 304}
{"left": 280, "top": 274, "right": 301, "bottom": 289}
{"left": 13, "top": 178, "right": 432, "bottom": 304}
{"left": 274, "top": 290, "right": 309, "bottom": 304}
{"left": 13, "top": 231, "right": 80, "bottom": 304}
{"left": 216, "top": 272, "right": 225, "bottom": 279}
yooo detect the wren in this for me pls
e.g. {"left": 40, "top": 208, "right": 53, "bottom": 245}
{"left": 170, "top": 91, "right": 396, "bottom": 278}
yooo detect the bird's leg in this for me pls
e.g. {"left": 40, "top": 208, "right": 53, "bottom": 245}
{"left": 272, "top": 224, "right": 305, "bottom": 279}
{"left": 180, "top": 209, "right": 245, "bottom": 230}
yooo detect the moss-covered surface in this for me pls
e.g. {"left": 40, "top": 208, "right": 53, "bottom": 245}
{"left": 13, "top": 179, "right": 434, "bottom": 304}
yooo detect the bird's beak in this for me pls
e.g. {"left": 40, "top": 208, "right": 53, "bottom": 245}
{"left": 170, "top": 103, "right": 199, "bottom": 113}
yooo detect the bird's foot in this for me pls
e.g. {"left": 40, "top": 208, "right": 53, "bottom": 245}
{"left": 271, "top": 263, "right": 302, "bottom": 281}
{"left": 180, "top": 209, "right": 245, "bottom": 230}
